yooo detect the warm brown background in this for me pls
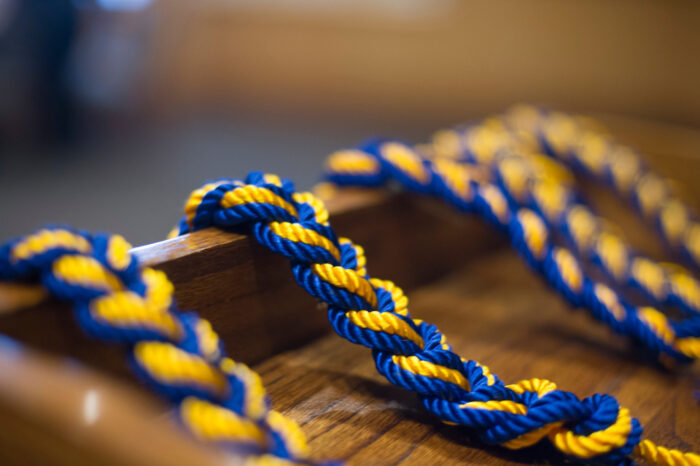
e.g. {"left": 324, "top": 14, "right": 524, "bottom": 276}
{"left": 145, "top": 1, "right": 700, "bottom": 126}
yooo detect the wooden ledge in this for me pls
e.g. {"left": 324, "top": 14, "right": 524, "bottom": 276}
{"left": 0, "top": 190, "right": 502, "bottom": 384}
{"left": 0, "top": 338, "right": 232, "bottom": 466}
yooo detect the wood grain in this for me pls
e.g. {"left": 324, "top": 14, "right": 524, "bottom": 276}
{"left": 255, "top": 249, "right": 700, "bottom": 464}
{"left": 0, "top": 337, "right": 235, "bottom": 466}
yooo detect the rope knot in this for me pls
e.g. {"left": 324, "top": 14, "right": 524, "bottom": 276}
{"left": 548, "top": 394, "right": 642, "bottom": 462}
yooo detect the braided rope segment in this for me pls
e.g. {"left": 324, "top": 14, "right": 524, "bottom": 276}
{"left": 433, "top": 107, "right": 700, "bottom": 321}
{"left": 324, "top": 140, "right": 700, "bottom": 366}
{"left": 441, "top": 108, "right": 700, "bottom": 351}
{"left": 512, "top": 106, "right": 700, "bottom": 269}
{"left": 178, "top": 172, "right": 698, "bottom": 464}
{"left": 433, "top": 105, "right": 700, "bottom": 264}
{"left": 0, "top": 227, "right": 310, "bottom": 464}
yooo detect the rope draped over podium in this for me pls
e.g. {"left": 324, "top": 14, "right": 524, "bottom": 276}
{"left": 175, "top": 168, "right": 697, "bottom": 464}
{"left": 323, "top": 117, "right": 700, "bottom": 366}
{"left": 0, "top": 228, "right": 309, "bottom": 464}
{"left": 0, "top": 107, "right": 698, "bottom": 465}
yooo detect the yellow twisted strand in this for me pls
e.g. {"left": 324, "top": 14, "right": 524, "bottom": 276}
{"left": 635, "top": 439, "right": 700, "bottom": 466}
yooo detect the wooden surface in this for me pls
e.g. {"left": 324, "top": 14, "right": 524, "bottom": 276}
{"left": 255, "top": 249, "right": 700, "bottom": 464}
{"left": 0, "top": 339, "right": 233, "bottom": 466}
{"left": 0, "top": 117, "right": 699, "bottom": 464}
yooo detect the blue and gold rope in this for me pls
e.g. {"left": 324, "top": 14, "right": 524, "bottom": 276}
{"left": 0, "top": 108, "right": 698, "bottom": 465}
{"left": 0, "top": 227, "right": 308, "bottom": 464}
{"left": 461, "top": 106, "right": 700, "bottom": 318}
{"left": 324, "top": 120, "right": 700, "bottom": 367}
{"left": 175, "top": 171, "right": 698, "bottom": 464}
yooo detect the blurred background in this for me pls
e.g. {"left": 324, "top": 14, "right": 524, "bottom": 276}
{"left": 0, "top": 0, "right": 699, "bottom": 245}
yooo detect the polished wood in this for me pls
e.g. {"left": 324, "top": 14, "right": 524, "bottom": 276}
{"left": 0, "top": 282, "right": 46, "bottom": 315}
{"left": 0, "top": 338, "right": 235, "bottom": 466}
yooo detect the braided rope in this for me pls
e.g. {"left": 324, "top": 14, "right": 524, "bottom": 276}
{"left": 325, "top": 141, "right": 700, "bottom": 367}
{"left": 0, "top": 228, "right": 309, "bottom": 464}
{"left": 517, "top": 106, "right": 699, "bottom": 265}
{"left": 176, "top": 171, "right": 698, "bottom": 464}
{"left": 436, "top": 106, "right": 700, "bottom": 320}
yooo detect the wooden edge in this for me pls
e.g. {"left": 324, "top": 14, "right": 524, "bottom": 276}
{"left": 0, "top": 189, "right": 503, "bottom": 384}
{"left": 132, "top": 188, "right": 387, "bottom": 266}
{"left": 0, "top": 335, "right": 236, "bottom": 466}
{"left": 0, "top": 282, "right": 47, "bottom": 315}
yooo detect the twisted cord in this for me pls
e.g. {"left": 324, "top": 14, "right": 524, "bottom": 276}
{"left": 178, "top": 171, "right": 698, "bottom": 464}
{"left": 324, "top": 141, "right": 700, "bottom": 365}
{"left": 437, "top": 104, "right": 700, "bottom": 269}
{"left": 635, "top": 440, "right": 700, "bottom": 466}
{"left": 0, "top": 228, "right": 310, "bottom": 464}
{"left": 432, "top": 108, "right": 700, "bottom": 320}
{"left": 517, "top": 106, "right": 700, "bottom": 271}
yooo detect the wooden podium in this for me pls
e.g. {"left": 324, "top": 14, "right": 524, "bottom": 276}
{"left": 0, "top": 117, "right": 698, "bottom": 464}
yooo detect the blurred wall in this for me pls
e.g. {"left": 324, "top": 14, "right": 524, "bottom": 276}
{"left": 144, "top": 0, "right": 700, "bottom": 127}
{"left": 2, "top": 0, "right": 699, "bottom": 246}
